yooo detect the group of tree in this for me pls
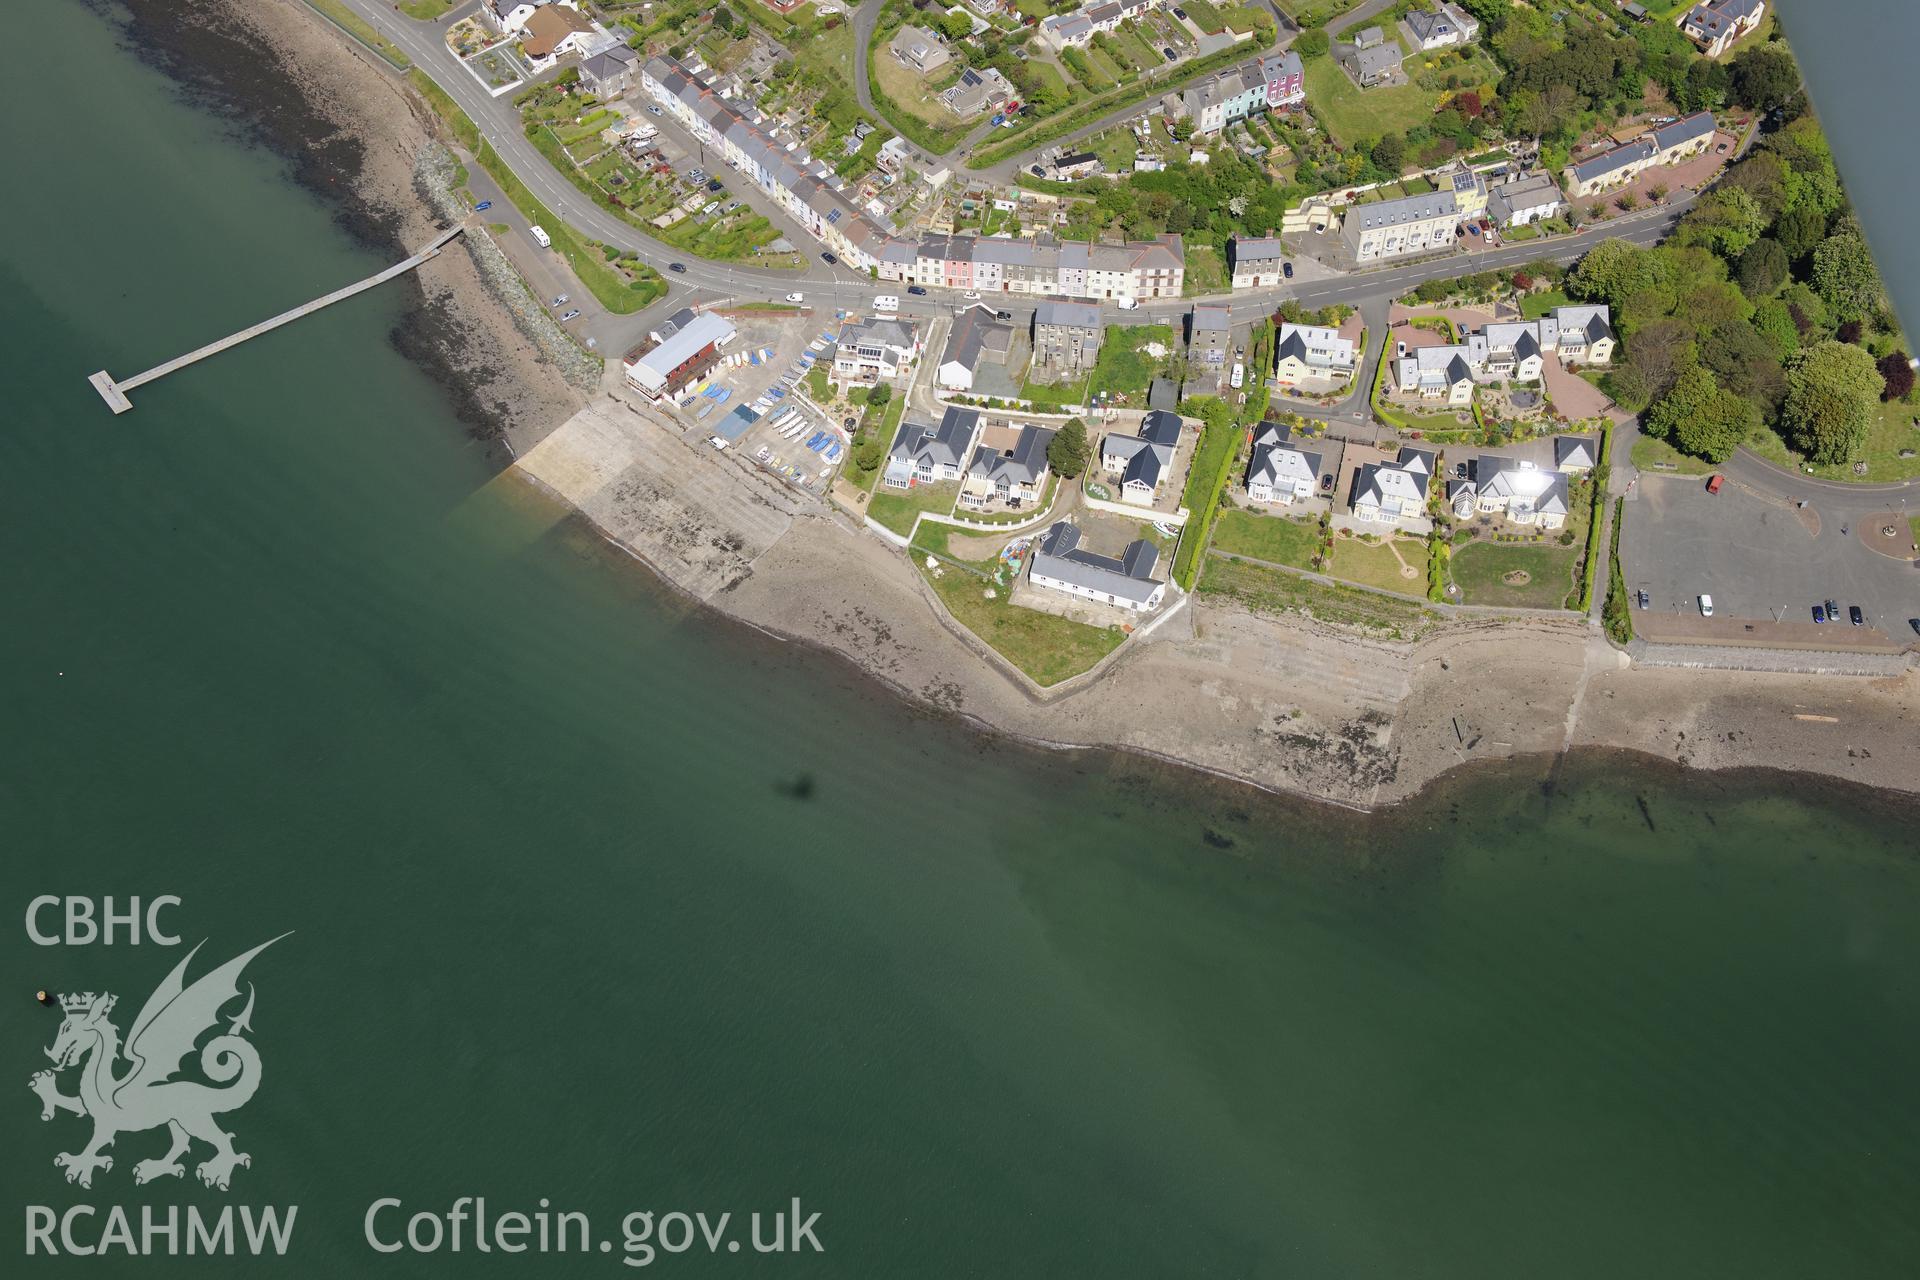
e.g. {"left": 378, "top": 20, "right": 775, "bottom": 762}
{"left": 1565, "top": 113, "right": 1906, "bottom": 466}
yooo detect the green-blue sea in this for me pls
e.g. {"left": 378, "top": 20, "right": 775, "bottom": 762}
{"left": 3, "top": 3, "right": 1917, "bottom": 1275}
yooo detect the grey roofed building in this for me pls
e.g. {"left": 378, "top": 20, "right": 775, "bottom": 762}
{"left": 1029, "top": 521, "right": 1165, "bottom": 610}
{"left": 943, "top": 66, "right": 1016, "bottom": 116}
{"left": 1103, "top": 410, "right": 1183, "bottom": 493}
{"left": 1652, "top": 110, "right": 1716, "bottom": 153}
{"left": 1148, "top": 376, "right": 1181, "bottom": 411}
{"left": 890, "top": 25, "right": 951, "bottom": 73}
{"left": 942, "top": 305, "right": 1015, "bottom": 372}
{"left": 581, "top": 45, "right": 639, "bottom": 96}
{"left": 1347, "top": 188, "right": 1459, "bottom": 235}
{"left": 1470, "top": 455, "right": 1570, "bottom": 521}
{"left": 1245, "top": 421, "right": 1323, "bottom": 498}
{"left": 1346, "top": 42, "right": 1403, "bottom": 85}
{"left": 1188, "top": 305, "right": 1231, "bottom": 366}
{"left": 1570, "top": 137, "right": 1656, "bottom": 186}
{"left": 1405, "top": 3, "right": 1478, "bottom": 47}
{"left": 1554, "top": 435, "right": 1598, "bottom": 470}
{"left": 1486, "top": 171, "right": 1564, "bottom": 226}
{"left": 1033, "top": 298, "right": 1103, "bottom": 332}
{"left": 967, "top": 423, "right": 1057, "bottom": 491}
{"left": 1353, "top": 24, "right": 1385, "bottom": 48}
{"left": 885, "top": 406, "right": 980, "bottom": 487}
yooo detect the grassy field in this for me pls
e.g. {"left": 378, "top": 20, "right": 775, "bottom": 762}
{"left": 1200, "top": 555, "right": 1439, "bottom": 639}
{"left": 868, "top": 481, "right": 959, "bottom": 537}
{"left": 398, "top": 0, "right": 458, "bottom": 17}
{"left": 1210, "top": 509, "right": 1320, "bottom": 568}
{"left": 869, "top": 41, "right": 975, "bottom": 154}
{"left": 1330, "top": 535, "right": 1424, "bottom": 594}
{"left": 1631, "top": 434, "right": 1717, "bottom": 476}
{"left": 1304, "top": 54, "right": 1438, "bottom": 148}
{"left": 1450, "top": 542, "right": 1582, "bottom": 609}
{"left": 1740, "top": 401, "right": 1920, "bottom": 482}
{"left": 1092, "top": 325, "right": 1174, "bottom": 399}
{"left": 922, "top": 564, "right": 1126, "bottom": 687}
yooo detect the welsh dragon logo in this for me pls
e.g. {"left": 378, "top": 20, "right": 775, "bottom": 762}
{"left": 30, "top": 936, "right": 286, "bottom": 1191}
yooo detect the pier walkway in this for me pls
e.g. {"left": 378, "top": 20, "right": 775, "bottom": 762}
{"left": 88, "top": 225, "right": 464, "bottom": 414}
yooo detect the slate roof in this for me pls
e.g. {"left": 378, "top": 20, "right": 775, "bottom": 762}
{"left": 1652, "top": 111, "right": 1716, "bottom": 152}
{"left": 968, "top": 424, "right": 1057, "bottom": 488}
{"left": 1347, "top": 189, "right": 1459, "bottom": 234}
{"left": 889, "top": 406, "right": 979, "bottom": 472}
{"left": 1033, "top": 299, "right": 1103, "bottom": 331}
{"left": 1554, "top": 436, "right": 1597, "bottom": 469}
{"left": 942, "top": 305, "right": 1014, "bottom": 370}
{"left": 1030, "top": 522, "right": 1162, "bottom": 607}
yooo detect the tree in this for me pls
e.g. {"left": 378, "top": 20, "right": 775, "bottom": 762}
{"left": 1752, "top": 299, "right": 1800, "bottom": 356}
{"left": 1676, "top": 186, "right": 1764, "bottom": 258}
{"left": 866, "top": 382, "right": 892, "bottom": 407}
{"left": 1048, "top": 418, "right": 1091, "bottom": 478}
{"left": 1676, "top": 388, "right": 1762, "bottom": 462}
{"left": 1294, "top": 28, "right": 1329, "bottom": 58}
{"left": 1783, "top": 340, "right": 1882, "bottom": 463}
{"left": 1645, "top": 363, "right": 1717, "bottom": 442}
{"left": 1371, "top": 133, "right": 1407, "bottom": 176}
{"left": 853, "top": 440, "right": 884, "bottom": 473}
{"left": 1454, "top": 89, "right": 1483, "bottom": 119}
{"left": 1811, "top": 232, "right": 1883, "bottom": 323}
{"left": 1171, "top": 116, "right": 1195, "bottom": 143}
{"left": 1732, "top": 43, "right": 1800, "bottom": 113}
{"left": 1736, "top": 237, "right": 1788, "bottom": 298}
{"left": 938, "top": 11, "right": 973, "bottom": 41}
{"left": 1837, "top": 319, "right": 1863, "bottom": 345}
{"left": 1878, "top": 352, "right": 1915, "bottom": 402}
{"left": 712, "top": 6, "right": 735, "bottom": 35}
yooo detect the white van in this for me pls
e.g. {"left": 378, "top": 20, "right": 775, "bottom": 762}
{"left": 1230, "top": 362, "right": 1245, "bottom": 389}
{"left": 1698, "top": 594, "right": 1714, "bottom": 617}
{"left": 873, "top": 295, "right": 900, "bottom": 312}
{"left": 528, "top": 225, "right": 552, "bottom": 249}
{"left": 1115, "top": 297, "right": 1140, "bottom": 311}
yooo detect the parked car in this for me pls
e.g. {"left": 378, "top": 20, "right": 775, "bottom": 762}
{"left": 1698, "top": 594, "right": 1714, "bottom": 617}
{"left": 962, "top": 291, "right": 981, "bottom": 300}
{"left": 1849, "top": 605, "right": 1865, "bottom": 626}
{"left": 821, "top": 252, "right": 838, "bottom": 265}
{"left": 647, "top": 105, "right": 662, "bottom": 116}
{"left": 1635, "top": 590, "right": 1649, "bottom": 610}
{"left": 550, "top": 294, "right": 569, "bottom": 307}
{"left": 785, "top": 293, "right": 805, "bottom": 303}
{"left": 668, "top": 262, "right": 687, "bottom": 273}
{"left": 558, "top": 308, "right": 581, "bottom": 322}
{"left": 1706, "top": 474, "right": 1724, "bottom": 494}
{"left": 907, "top": 285, "right": 928, "bottom": 296}
{"left": 706, "top": 436, "right": 729, "bottom": 451}
{"left": 1282, "top": 261, "right": 1293, "bottom": 279}
{"left": 1909, "top": 618, "right": 1920, "bottom": 637}
{"left": 995, "top": 309, "right": 1012, "bottom": 321}
{"left": 1825, "top": 598, "right": 1839, "bottom": 621}
{"left": 474, "top": 200, "right": 492, "bottom": 212}
{"left": 1812, "top": 605, "right": 1827, "bottom": 623}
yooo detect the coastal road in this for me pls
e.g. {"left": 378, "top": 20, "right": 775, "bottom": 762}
{"left": 331, "top": 0, "right": 1688, "bottom": 341}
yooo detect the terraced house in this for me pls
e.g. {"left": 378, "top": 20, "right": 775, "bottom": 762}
{"left": 1562, "top": 111, "right": 1717, "bottom": 199}
{"left": 879, "top": 233, "right": 1185, "bottom": 303}
{"left": 1179, "top": 52, "right": 1305, "bottom": 136}
{"left": 1032, "top": 300, "right": 1104, "bottom": 375}
{"left": 641, "top": 57, "right": 895, "bottom": 271}
{"left": 1341, "top": 189, "right": 1461, "bottom": 264}
{"left": 1228, "top": 234, "right": 1287, "bottom": 288}
{"left": 1039, "top": 0, "right": 1161, "bottom": 51}
{"left": 1395, "top": 306, "right": 1614, "bottom": 398}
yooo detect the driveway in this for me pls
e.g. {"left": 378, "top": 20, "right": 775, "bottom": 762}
{"left": 1541, "top": 355, "right": 1616, "bottom": 423}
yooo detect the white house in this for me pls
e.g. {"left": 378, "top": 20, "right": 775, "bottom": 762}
{"left": 1099, "top": 410, "right": 1183, "bottom": 506}
{"left": 1486, "top": 172, "right": 1564, "bottom": 228}
{"left": 1404, "top": 2, "right": 1480, "bottom": 51}
{"left": 518, "top": 2, "right": 603, "bottom": 70}
{"left": 1244, "top": 421, "right": 1324, "bottom": 506}
{"left": 484, "top": 0, "right": 546, "bottom": 35}
{"left": 1395, "top": 344, "right": 1477, "bottom": 404}
{"left": 1679, "top": 0, "right": 1765, "bottom": 57}
{"left": 1450, "top": 457, "right": 1571, "bottom": 529}
{"left": 884, "top": 407, "right": 981, "bottom": 489}
{"left": 961, "top": 422, "right": 1055, "bottom": 510}
{"left": 1029, "top": 521, "right": 1167, "bottom": 613}
{"left": 833, "top": 318, "right": 920, "bottom": 384}
{"left": 1350, "top": 447, "right": 1437, "bottom": 525}
{"left": 1273, "top": 323, "right": 1357, "bottom": 386}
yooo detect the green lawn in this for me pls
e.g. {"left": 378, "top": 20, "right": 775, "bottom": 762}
{"left": 1449, "top": 542, "right": 1582, "bottom": 609}
{"left": 1631, "top": 434, "right": 1717, "bottom": 477}
{"left": 867, "top": 482, "right": 959, "bottom": 537}
{"left": 922, "top": 563, "right": 1126, "bottom": 687}
{"left": 1520, "top": 288, "right": 1573, "bottom": 320}
{"left": 1210, "top": 509, "right": 1320, "bottom": 568}
{"left": 1199, "top": 555, "right": 1439, "bottom": 640}
{"left": 302, "top": 0, "right": 409, "bottom": 68}
{"left": 1092, "top": 128, "right": 1137, "bottom": 173}
{"left": 398, "top": 0, "right": 457, "bottom": 17}
{"left": 1330, "top": 535, "right": 1424, "bottom": 594}
{"left": 1303, "top": 54, "right": 1439, "bottom": 149}
{"left": 1741, "top": 401, "right": 1920, "bottom": 482}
